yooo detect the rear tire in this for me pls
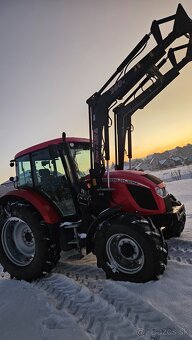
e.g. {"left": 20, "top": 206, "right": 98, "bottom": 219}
{"left": 94, "top": 214, "right": 167, "bottom": 283}
{"left": 0, "top": 202, "right": 60, "bottom": 281}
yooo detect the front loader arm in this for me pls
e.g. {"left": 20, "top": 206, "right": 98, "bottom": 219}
{"left": 114, "top": 40, "right": 192, "bottom": 169}
{"left": 87, "top": 4, "right": 192, "bottom": 182}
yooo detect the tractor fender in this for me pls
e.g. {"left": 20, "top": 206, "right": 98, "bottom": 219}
{"left": 86, "top": 207, "right": 122, "bottom": 254}
{"left": 86, "top": 208, "right": 161, "bottom": 254}
{"left": 0, "top": 189, "right": 61, "bottom": 224}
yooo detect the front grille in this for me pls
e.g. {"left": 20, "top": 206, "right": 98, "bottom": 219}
{"left": 127, "top": 184, "right": 158, "bottom": 210}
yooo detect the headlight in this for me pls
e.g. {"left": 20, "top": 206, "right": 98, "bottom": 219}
{"left": 155, "top": 186, "right": 168, "bottom": 198}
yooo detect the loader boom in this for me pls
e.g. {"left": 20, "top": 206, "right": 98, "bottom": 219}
{"left": 87, "top": 4, "right": 192, "bottom": 181}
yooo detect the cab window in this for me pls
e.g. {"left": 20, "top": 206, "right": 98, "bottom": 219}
{"left": 16, "top": 154, "right": 32, "bottom": 188}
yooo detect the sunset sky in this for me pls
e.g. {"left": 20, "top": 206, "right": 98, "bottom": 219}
{"left": 0, "top": 0, "right": 192, "bottom": 183}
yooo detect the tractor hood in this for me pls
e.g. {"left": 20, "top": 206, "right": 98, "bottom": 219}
{"left": 103, "top": 170, "right": 164, "bottom": 188}
{"left": 103, "top": 170, "right": 167, "bottom": 215}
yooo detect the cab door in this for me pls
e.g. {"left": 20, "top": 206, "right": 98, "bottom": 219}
{"left": 31, "top": 145, "right": 79, "bottom": 219}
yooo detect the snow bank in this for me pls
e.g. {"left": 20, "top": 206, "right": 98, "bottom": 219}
{"left": 150, "top": 164, "right": 192, "bottom": 182}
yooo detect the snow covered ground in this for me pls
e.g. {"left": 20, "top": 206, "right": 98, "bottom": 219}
{"left": 0, "top": 178, "right": 191, "bottom": 340}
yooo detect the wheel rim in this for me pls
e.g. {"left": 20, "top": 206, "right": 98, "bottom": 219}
{"left": 106, "top": 233, "right": 144, "bottom": 274}
{"left": 1, "top": 217, "right": 35, "bottom": 266}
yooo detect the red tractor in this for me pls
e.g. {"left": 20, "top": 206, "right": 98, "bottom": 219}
{"left": 0, "top": 4, "right": 190, "bottom": 282}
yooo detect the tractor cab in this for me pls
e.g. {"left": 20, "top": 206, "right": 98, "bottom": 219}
{"left": 12, "top": 137, "right": 90, "bottom": 218}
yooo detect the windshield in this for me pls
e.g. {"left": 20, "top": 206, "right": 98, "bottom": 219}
{"left": 69, "top": 142, "right": 90, "bottom": 178}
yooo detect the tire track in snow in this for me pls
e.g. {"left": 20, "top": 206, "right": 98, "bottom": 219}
{"left": 33, "top": 268, "right": 191, "bottom": 340}
{"left": 33, "top": 274, "right": 144, "bottom": 340}
{"left": 97, "top": 280, "right": 191, "bottom": 340}
{"left": 167, "top": 238, "right": 192, "bottom": 264}
{"left": 52, "top": 261, "right": 106, "bottom": 281}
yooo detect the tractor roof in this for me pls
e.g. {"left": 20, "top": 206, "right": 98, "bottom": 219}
{"left": 15, "top": 137, "right": 89, "bottom": 158}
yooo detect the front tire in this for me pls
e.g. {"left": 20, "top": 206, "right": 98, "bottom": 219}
{"left": 0, "top": 202, "right": 60, "bottom": 281}
{"left": 94, "top": 214, "right": 167, "bottom": 283}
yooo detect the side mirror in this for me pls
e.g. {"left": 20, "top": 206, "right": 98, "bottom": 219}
{"left": 10, "top": 160, "right": 15, "bottom": 167}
